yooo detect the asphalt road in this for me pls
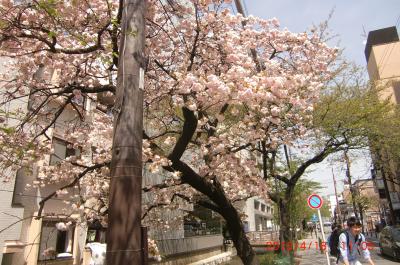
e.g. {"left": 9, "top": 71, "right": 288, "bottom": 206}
{"left": 366, "top": 237, "right": 399, "bottom": 265}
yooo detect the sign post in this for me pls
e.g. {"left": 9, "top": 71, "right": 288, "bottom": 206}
{"left": 307, "top": 194, "right": 331, "bottom": 265}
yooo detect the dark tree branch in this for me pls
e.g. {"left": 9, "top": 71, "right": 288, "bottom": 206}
{"left": 37, "top": 162, "right": 108, "bottom": 218}
{"left": 283, "top": 145, "right": 291, "bottom": 171}
{"left": 33, "top": 95, "right": 74, "bottom": 140}
{"left": 287, "top": 140, "right": 347, "bottom": 193}
{"left": 275, "top": 174, "right": 290, "bottom": 185}
{"left": 168, "top": 107, "right": 197, "bottom": 161}
{"left": 154, "top": 59, "right": 177, "bottom": 81}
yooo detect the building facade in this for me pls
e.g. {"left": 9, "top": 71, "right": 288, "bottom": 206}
{"left": 242, "top": 197, "right": 275, "bottom": 232}
{"left": 365, "top": 26, "right": 400, "bottom": 224}
{"left": 339, "top": 179, "right": 380, "bottom": 231}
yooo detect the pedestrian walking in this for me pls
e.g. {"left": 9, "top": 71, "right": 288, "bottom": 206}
{"left": 338, "top": 217, "right": 375, "bottom": 265}
{"left": 328, "top": 223, "right": 343, "bottom": 257}
{"left": 310, "top": 225, "right": 314, "bottom": 238}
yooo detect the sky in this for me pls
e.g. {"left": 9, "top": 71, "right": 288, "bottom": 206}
{"left": 244, "top": 0, "right": 400, "bottom": 66}
{"left": 243, "top": 1, "right": 400, "bottom": 199}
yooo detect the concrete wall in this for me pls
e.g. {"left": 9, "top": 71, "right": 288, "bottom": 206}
{"left": 156, "top": 234, "right": 222, "bottom": 256}
{"left": 149, "top": 247, "right": 223, "bottom": 265}
{"left": 154, "top": 235, "right": 224, "bottom": 265}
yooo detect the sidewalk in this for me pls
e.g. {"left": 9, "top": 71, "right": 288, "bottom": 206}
{"left": 365, "top": 233, "right": 379, "bottom": 245}
{"left": 294, "top": 236, "right": 335, "bottom": 265}
{"left": 295, "top": 234, "right": 378, "bottom": 265}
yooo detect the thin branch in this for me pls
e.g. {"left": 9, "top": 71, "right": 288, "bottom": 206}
{"left": 33, "top": 95, "right": 74, "bottom": 140}
{"left": 37, "top": 162, "right": 108, "bottom": 218}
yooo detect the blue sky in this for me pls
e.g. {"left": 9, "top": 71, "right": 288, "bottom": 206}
{"left": 242, "top": 1, "right": 399, "bottom": 198}
{"left": 244, "top": 0, "right": 400, "bottom": 66}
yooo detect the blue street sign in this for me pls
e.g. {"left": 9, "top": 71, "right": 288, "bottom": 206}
{"left": 311, "top": 214, "right": 318, "bottom": 222}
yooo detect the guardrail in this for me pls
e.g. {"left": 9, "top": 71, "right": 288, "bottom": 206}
{"left": 246, "top": 231, "right": 279, "bottom": 243}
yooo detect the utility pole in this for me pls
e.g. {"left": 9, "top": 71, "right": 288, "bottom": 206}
{"left": 332, "top": 168, "right": 342, "bottom": 225}
{"left": 233, "top": 0, "right": 263, "bottom": 72}
{"left": 107, "top": 0, "right": 146, "bottom": 264}
{"left": 376, "top": 150, "right": 396, "bottom": 225}
{"left": 234, "top": 0, "right": 246, "bottom": 14}
{"left": 344, "top": 149, "right": 359, "bottom": 219}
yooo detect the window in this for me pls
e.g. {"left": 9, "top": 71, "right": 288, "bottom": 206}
{"left": 12, "top": 168, "right": 25, "bottom": 206}
{"left": 183, "top": 205, "right": 222, "bottom": 237}
{"left": 378, "top": 189, "right": 386, "bottom": 199}
{"left": 49, "top": 138, "right": 80, "bottom": 165}
{"left": 266, "top": 206, "right": 270, "bottom": 213}
{"left": 86, "top": 220, "right": 106, "bottom": 244}
{"left": 38, "top": 220, "right": 75, "bottom": 261}
{"left": 261, "top": 204, "right": 266, "bottom": 212}
{"left": 86, "top": 230, "right": 106, "bottom": 244}
{"left": 392, "top": 227, "right": 400, "bottom": 241}
{"left": 254, "top": 201, "right": 260, "bottom": 210}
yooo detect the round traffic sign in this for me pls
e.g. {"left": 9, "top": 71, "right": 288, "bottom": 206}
{"left": 307, "top": 194, "right": 323, "bottom": 209}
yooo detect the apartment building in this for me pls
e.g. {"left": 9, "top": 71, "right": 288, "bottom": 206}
{"left": 354, "top": 179, "right": 380, "bottom": 231}
{"left": 365, "top": 26, "right": 400, "bottom": 224}
{"left": 0, "top": 57, "right": 30, "bottom": 265}
{"left": 0, "top": 64, "right": 89, "bottom": 265}
{"left": 340, "top": 180, "right": 380, "bottom": 231}
{"left": 242, "top": 197, "right": 275, "bottom": 232}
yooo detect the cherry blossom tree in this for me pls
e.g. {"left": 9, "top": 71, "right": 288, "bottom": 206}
{"left": 0, "top": 0, "right": 337, "bottom": 264}
{"left": 256, "top": 65, "right": 396, "bottom": 256}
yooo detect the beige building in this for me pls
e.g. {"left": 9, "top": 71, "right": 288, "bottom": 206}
{"left": 365, "top": 26, "right": 400, "bottom": 224}
{"left": 353, "top": 179, "right": 380, "bottom": 231}
{"left": 0, "top": 63, "right": 93, "bottom": 265}
{"left": 339, "top": 180, "right": 380, "bottom": 231}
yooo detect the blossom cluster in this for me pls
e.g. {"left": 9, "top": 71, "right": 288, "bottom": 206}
{"left": 0, "top": 0, "right": 337, "bottom": 237}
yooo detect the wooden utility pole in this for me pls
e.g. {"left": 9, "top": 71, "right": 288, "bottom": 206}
{"left": 376, "top": 150, "right": 397, "bottom": 225}
{"left": 332, "top": 168, "right": 342, "bottom": 224}
{"left": 344, "top": 150, "right": 359, "bottom": 219}
{"left": 106, "top": 0, "right": 146, "bottom": 264}
{"left": 234, "top": 0, "right": 246, "bottom": 14}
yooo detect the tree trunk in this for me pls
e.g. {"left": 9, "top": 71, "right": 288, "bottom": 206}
{"left": 359, "top": 204, "right": 365, "bottom": 234}
{"left": 279, "top": 200, "right": 291, "bottom": 245}
{"left": 378, "top": 150, "right": 397, "bottom": 225}
{"left": 171, "top": 160, "right": 260, "bottom": 265}
{"left": 278, "top": 199, "right": 297, "bottom": 265}
{"left": 222, "top": 204, "right": 260, "bottom": 265}
{"left": 344, "top": 150, "right": 359, "bottom": 219}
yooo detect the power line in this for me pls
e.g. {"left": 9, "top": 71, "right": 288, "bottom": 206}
{"left": 376, "top": 15, "right": 400, "bottom": 74}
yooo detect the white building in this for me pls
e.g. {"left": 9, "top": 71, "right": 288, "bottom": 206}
{"left": 242, "top": 197, "right": 275, "bottom": 232}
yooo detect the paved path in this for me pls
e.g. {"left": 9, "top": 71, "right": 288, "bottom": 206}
{"left": 294, "top": 237, "right": 333, "bottom": 265}
{"left": 296, "top": 236, "right": 399, "bottom": 265}
{"left": 223, "top": 235, "right": 399, "bottom": 264}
